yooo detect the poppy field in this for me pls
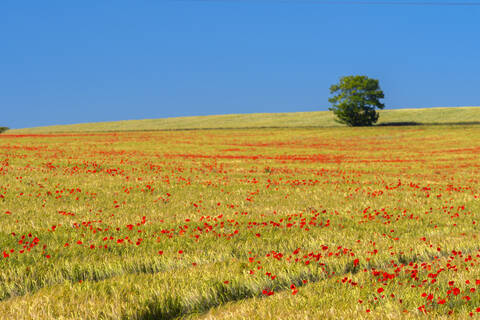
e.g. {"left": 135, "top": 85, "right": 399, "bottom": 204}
{"left": 0, "top": 125, "right": 479, "bottom": 319}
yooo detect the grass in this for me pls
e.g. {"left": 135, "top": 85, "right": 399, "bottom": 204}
{"left": 6, "top": 106, "right": 480, "bottom": 133}
{"left": 0, "top": 116, "right": 480, "bottom": 318}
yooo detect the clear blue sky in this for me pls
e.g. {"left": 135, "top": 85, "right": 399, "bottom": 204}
{"left": 1, "top": 1, "right": 479, "bottom": 129}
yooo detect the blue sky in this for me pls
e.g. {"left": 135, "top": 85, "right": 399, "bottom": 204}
{"left": 1, "top": 1, "right": 479, "bottom": 129}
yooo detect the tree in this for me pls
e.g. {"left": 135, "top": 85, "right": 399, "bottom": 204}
{"left": 328, "top": 75, "right": 385, "bottom": 126}
{"left": 0, "top": 127, "right": 9, "bottom": 134}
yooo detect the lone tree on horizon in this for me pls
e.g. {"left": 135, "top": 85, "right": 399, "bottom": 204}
{"left": 328, "top": 75, "right": 385, "bottom": 126}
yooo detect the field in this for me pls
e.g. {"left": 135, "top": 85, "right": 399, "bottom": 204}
{"left": 8, "top": 106, "right": 480, "bottom": 133}
{"left": 1, "top": 122, "right": 480, "bottom": 319}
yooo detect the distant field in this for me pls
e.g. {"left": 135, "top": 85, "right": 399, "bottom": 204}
{"left": 1, "top": 125, "right": 480, "bottom": 319}
{"left": 7, "top": 106, "right": 480, "bottom": 133}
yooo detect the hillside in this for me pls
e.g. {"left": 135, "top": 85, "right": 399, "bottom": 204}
{"left": 7, "top": 106, "right": 480, "bottom": 133}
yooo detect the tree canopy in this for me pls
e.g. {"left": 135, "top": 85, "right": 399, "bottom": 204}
{"left": 328, "top": 75, "right": 385, "bottom": 126}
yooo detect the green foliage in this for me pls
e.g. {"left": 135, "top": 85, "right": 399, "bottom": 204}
{"left": 0, "top": 127, "right": 9, "bottom": 133}
{"left": 328, "top": 75, "right": 385, "bottom": 126}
